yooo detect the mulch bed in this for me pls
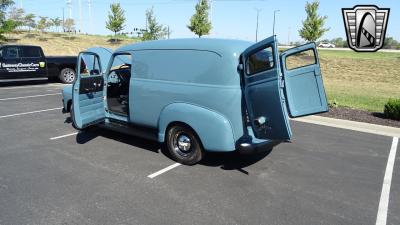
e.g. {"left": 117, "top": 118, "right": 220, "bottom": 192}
{"left": 319, "top": 106, "right": 400, "bottom": 128}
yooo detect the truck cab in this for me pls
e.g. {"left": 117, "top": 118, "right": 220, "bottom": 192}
{"left": 71, "top": 36, "right": 328, "bottom": 165}
{"left": 0, "top": 45, "right": 77, "bottom": 83}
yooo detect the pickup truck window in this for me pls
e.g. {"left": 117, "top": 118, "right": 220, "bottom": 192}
{"left": 285, "top": 49, "right": 316, "bottom": 71}
{"left": 3, "top": 47, "right": 19, "bottom": 59}
{"left": 20, "top": 46, "right": 42, "bottom": 58}
{"left": 80, "top": 54, "right": 101, "bottom": 76}
{"left": 246, "top": 46, "right": 274, "bottom": 76}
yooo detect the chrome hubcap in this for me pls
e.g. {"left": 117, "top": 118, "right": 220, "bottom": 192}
{"left": 63, "top": 70, "right": 75, "bottom": 83}
{"left": 177, "top": 134, "right": 191, "bottom": 151}
{"left": 173, "top": 132, "right": 192, "bottom": 157}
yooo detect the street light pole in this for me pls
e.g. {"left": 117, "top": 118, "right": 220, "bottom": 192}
{"left": 255, "top": 8, "right": 261, "bottom": 42}
{"left": 273, "top": 9, "right": 280, "bottom": 36}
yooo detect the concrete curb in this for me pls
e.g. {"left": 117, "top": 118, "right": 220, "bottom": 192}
{"left": 292, "top": 115, "right": 400, "bottom": 138}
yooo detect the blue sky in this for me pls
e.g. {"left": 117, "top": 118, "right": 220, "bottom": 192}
{"left": 19, "top": 0, "right": 399, "bottom": 43}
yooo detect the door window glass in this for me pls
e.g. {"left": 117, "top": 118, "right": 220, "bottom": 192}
{"left": 20, "top": 46, "right": 42, "bottom": 58}
{"left": 79, "top": 54, "right": 101, "bottom": 76}
{"left": 108, "top": 54, "right": 131, "bottom": 84}
{"left": 4, "top": 47, "right": 19, "bottom": 59}
{"left": 285, "top": 49, "right": 316, "bottom": 70}
{"left": 246, "top": 46, "right": 274, "bottom": 75}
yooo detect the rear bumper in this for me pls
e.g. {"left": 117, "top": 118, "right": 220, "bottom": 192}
{"left": 236, "top": 137, "right": 282, "bottom": 154}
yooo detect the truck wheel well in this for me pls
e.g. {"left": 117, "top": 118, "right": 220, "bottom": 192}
{"left": 165, "top": 121, "right": 204, "bottom": 148}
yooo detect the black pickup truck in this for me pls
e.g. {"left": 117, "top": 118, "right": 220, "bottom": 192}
{"left": 0, "top": 45, "right": 77, "bottom": 84}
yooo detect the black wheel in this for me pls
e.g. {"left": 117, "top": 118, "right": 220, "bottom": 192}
{"left": 166, "top": 125, "right": 204, "bottom": 165}
{"left": 59, "top": 68, "right": 76, "bottom": 84}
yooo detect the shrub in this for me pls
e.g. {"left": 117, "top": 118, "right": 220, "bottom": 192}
{"left": 384, "top": 99, "right": 400, "bottom": 120}
{"left": 328, "top": 99, "right": 339, "bottom": 108}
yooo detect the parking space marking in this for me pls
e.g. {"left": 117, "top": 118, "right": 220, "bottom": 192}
{"left": 0, "top": 93, "right": 61, "bottom": 101}
{"left": 147, "top": 163, "right": 181, "bottom": 179}
{"left": 0, "top": 83, "right": 66, "bottom": 90}
{"left": 0, "top": 107, "right": 62, "bottom": 119}
{"left": 376, "top": 137, "right": 399, "bottom": 225}
{"left": 50, "top": 132, "right": 78, "bottom": 140}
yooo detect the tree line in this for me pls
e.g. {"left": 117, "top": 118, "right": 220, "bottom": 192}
{"left": 1, "top": 0, "right": 398, "bottom": 49}
{"left": 0, "top": 0, "right": 78, "bottom": 40}
{"left": 106, "top": 0, "right": 211, "bottom": 41}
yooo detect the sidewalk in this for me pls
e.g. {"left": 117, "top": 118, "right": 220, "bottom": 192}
{"left": 293, "top": 115, "right": 400, "bottom": 138}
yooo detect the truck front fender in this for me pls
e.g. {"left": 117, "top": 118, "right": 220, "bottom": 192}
{"left": 158, "top": 103, "right": 236, "bottom": 152}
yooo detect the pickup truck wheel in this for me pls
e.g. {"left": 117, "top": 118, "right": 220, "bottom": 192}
{"left": 167, "top": 125, "right": 203, "bottom": 165}
{"left": 59, "top": 68, "right": 76, "bottom": 84}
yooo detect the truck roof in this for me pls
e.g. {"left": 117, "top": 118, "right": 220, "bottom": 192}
{"left": 116, "top": 38, "right": 253, "bottom": 57}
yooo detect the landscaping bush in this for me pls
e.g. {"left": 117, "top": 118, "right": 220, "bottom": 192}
{"left": 384, "top": 99, "right": 400, "bottom": 120}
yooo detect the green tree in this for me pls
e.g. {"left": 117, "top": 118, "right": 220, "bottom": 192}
{"left": 299, "top": 1, "right": 329, "bottom": 42}
{"left": 64, "top": 18, "right": 75, "bottom": 33}
{"left": 50, "top": 17, "right": 62, "bottom": 32}
{"left": 37, "top": 16, "right": 48, "bottom": 33}
{"left": 187, "top": 0, "right": 212, "bottom": 38}
{"left": 0, "top": 0, "right": 15, "bottom": 40}
{"left": 383, "top": 37, "right": 398, "bottom": 49}
{"left": 24, "top": 13, "right": 35, "bottom": 32}
{"left": 106, "top": 3, "right": 126, "bottom": 41}
{"left": 142, "top": 7, "right": 168, "bottom": 41}
{"left": 8, "top": 7, "right": 25, "bottom": 30}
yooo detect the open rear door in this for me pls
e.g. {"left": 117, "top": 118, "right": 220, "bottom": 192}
{"left": 280, "top": 43, "right": 328, "bottom": 117}
{"left": 241, "top": 36, "right": 292, "bottom": 141}
{"left": 72, "top": 52, "right": 105, "bottom": 129}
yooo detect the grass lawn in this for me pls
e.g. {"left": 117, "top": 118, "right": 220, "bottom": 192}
{"left": 318, "top": 49, "right": 400, "bottom": 112}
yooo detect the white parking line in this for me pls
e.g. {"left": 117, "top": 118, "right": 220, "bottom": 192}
{"left": 0, "top": 107, "right": 62, "bottom": 119}
{"left": 50, "top": 132, "right": 78, "bottom": 140}
{"left": 0, "top": 83, "right": 66, "bottom": 90}
{"left": 0, "top": 93, "right": 61, "bottom": 101}
{"left": 147, "top": 163, "right": 181, "bottom": 179}
{"left": 376, "top": 137, "right": 399, "bottom": 225}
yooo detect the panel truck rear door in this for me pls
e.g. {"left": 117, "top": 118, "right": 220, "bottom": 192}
{"left": 280, "top": 43, "right": 328, "bottom": 117}
{"left": 241, "top": 36, "right": 292, "bottom": 141}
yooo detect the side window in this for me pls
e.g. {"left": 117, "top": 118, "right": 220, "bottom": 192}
{"left": 20, "top": 46, "right": 42, "bottom": 58}
{"left": 3, "top": 47, "right": 19, "bottom": 59}
{"left": 285, "top": 49, "right": 316, "bottom": 70}
{"left": 79, "top": 54, "right": 101, "bottom": 76}
{"left": 246, "top": 46, "right": 274, "bottom": 75}
{"left": 108, "top": 53, "right": 132, "bottom": 83}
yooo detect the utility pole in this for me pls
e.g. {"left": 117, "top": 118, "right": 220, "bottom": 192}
{"left": 88, "top": 0, "right": 92, "bottom": 34}
{"left": 288, "top": 26, "right": 291, "bottom": 45}
{"left": 273, "top": 9, "right": 280, "bottom": 36}
{"left": 78, "top": 0, "right": 83, "bottom": 33}
{"left": 167, "top": 26, "right": 170, "bottom": 39}
{"left": 62, "top": 7, "right": 65, "bottom": 32}
{"left": 66, "top": 0, "right": 72, "bottom": 19}
{"left": 255, "top": 8, "right": 261, "bottom": 42}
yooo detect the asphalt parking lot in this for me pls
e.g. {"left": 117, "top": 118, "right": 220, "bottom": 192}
{"left": 0, "top": 82, "right": 399, "bottom": 225}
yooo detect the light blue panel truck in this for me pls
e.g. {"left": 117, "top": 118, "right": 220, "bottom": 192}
{"left": 62, "top": 36, "right": 328, "bottom": 165}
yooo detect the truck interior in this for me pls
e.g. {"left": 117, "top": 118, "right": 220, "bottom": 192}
{"left": 106, "top": 54, "right": 132, "bottom": 116}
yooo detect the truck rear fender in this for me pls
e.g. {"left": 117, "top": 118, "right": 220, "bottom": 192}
{"left": 158, "top": 103, "right": 236, "bottom": 152}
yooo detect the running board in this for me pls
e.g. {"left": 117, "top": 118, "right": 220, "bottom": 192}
{"left": 100, "top": 119, "right": 159, "bottom": 142}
